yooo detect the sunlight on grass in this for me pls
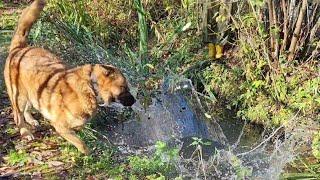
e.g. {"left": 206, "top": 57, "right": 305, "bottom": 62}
{"left": 6, "top": 150, "right": 29, "bottom": 166}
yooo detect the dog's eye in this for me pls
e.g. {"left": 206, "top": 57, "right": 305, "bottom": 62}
{"left": 105, "top": 71, "right": 111, "bottom": 76}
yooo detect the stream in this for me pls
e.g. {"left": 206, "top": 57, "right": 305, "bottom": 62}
{"left": 103, "top": 77, "right": 314, "bottom": 179}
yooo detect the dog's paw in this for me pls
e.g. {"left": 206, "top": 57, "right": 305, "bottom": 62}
{"left": 80, "top": 145, "right": 90, "bottom": 155}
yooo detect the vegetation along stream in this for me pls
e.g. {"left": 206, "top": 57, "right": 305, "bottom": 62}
{"left": 0, "top": 0, "right": 319, "bottom": 179}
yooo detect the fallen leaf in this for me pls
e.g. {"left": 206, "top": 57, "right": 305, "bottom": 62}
{"left": 48, "top": 161, "right": 64, "bottom": 167}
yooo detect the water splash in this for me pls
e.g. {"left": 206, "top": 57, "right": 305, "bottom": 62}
{"left": 104, "top": 76, "right": 316, "bottom": 179}
{"left": 106, "top": 76, "right": 226, "bottom": 148}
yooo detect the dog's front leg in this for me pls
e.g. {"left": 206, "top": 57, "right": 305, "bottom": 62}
{"left": 51, "top": 122, "right": 89, "bottom": 155}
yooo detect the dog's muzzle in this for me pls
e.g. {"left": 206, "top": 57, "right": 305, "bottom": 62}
{"left": 117, "top": 91, "right": 136, "bottom": 106}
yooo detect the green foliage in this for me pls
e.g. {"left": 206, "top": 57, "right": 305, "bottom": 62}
{"left": 7, "top": 150, "right": 29, "bottom": 166}
{"left": 203, "top": 64, "right": 242, "bottom": 102}
{"left": 5, "top": 127, "right": 18, "bottom": 136}
{"left": 0, "top": 12, "right": 18, "bottom": 30}
{"left": 79, "top": 151, "right": 114, "bottom": 174}
{"left": 47, "top": 0, "right": 137, "bottom": 47}
{"left": 245, "top": 97, "right": 270, "bottom": 124}
{"left": 204, "top": 60, "right": 319, "bottom": 126}
{"left": 312, "top": 132, "right": 320, "bottom": 160}
{"left": 128, "top": 141, "right": 179, "bottom": 178}
{"left": 230, "top": 154, "right": 252, "bottom": 179}
{"left": 282, "top": 157, "right": 320, "bottom": 179}
{"left": 0, "top": 8, "right": 19, "bottom": 47}
{"left": 134, "top": 0, "right": 148, "bottom": 62}
{"left": 190, "top": 137, "right": 212, "bottom": 147}
{"left": 202, "top": 6, "right": 319, "bottom": 125}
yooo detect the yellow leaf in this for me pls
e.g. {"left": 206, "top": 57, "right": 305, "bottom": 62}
{"left": 208, "top": 43, "right": 216, "bottom": 59}
{"left": 215, "top": 44, "right": 224, "bottom": 59}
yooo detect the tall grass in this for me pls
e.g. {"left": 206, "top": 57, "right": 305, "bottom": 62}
{"left": 134, "top": 0, "right": 148, "bottom": 64}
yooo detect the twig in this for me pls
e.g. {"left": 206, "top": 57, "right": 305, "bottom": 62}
{"left": 280, "top": 0, "right": 288, "bottom": 54}
{"left": 232, "top": 119, "right": 247, "bottom": 149}
{"left": 199, "top": 145, "right": 207, "bottom": 180}
{"left": 236, "top": 124, "right": 284, "bottom": 157}
{"left": 236, "top": 110, "right": 300, "bottom": 157}
{"left": 84, "top": 126, "right": 111, "bottom": 145}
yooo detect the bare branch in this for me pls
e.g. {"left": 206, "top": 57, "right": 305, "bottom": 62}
{"left": 267, "top": 0, "right": 275, "bottom": 52}
{"left": 280, "top": 0, "right": 288, "bottom": 53}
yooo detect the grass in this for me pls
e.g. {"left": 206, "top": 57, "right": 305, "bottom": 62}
{"left": 282, "top": 157, "right": 320, "bottom": 179}
{"left": 6, "top": 150, "right": 29, "bottom": 166}
{"left": 128, "top": 141, "right": 179, "bottom": 178}
{"left": 1, "top": 121, "right": 180, "bottom": 178}
{"left": 5, "top": 127, "right": 17, "bottom": 136}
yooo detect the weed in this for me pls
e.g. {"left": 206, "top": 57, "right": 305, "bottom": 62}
{"left": 5, "top": 127, "right": 17, "bottom": 136}
{"left": 312, "top": 132, "right": 320, "bottom": 160}
{"left": 6, "top": 150, "right": 29, "bottom": 166}
{"left": 190, "top": 137, "right": 212, "bottom": 147}
{"left": 128, "top": 141, "right": 179, "bottom": 178}
{"left": 230, "top": 154, "right": 252, "bottom": 179}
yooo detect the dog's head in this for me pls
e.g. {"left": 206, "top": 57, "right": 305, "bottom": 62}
{"left": 92, "top": 64, "right": 136, "bottom": 107}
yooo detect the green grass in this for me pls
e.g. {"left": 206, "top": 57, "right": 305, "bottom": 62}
{"left": 5, "top": 127, "right": 18, "bottom": 136}
{"left": 128, "top": 141, "right": 179, "bottom": 178}
{"left": 1, "top": 127, "right": 181, "bottom": 178}
{"left": 282, "top": 158, "right": 320, "bottom": 180}
{"left": 7, "top": 150, "right": 29, "bottom": 166}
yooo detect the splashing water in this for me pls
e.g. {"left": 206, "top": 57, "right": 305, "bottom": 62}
{"left": 105, "top": 76, "right": 316, "bottom": 179}
{"left": 106, "top": 76, "right": 227, "bottom": 147}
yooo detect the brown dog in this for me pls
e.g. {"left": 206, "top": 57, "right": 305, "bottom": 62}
{"left": 4, "top": 0, "right": 135, "bottom": 154}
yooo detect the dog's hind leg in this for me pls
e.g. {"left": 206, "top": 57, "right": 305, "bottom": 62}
{"left": 16, "top": 94, "right": 34, "bottom": 140}
{"left": 51, "top": 121, "right": 89, "bottom": 155}
{"left": 24, "top": 101, "right": 39, "bottom": 128}
{"left": 6, "top": 83, "right": 34, "bottom": 140}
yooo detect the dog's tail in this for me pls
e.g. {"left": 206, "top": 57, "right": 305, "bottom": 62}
{"left": 9, "top": 0, "right": 45, "bottom": 52}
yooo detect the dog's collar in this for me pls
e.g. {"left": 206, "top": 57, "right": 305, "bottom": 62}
{"left": 90, "top": 71, "right": 106, "bottom": 107}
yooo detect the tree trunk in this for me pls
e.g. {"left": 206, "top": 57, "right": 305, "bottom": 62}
{"left": 201, "top": 0, "right": 209, "bottom": 42}
{"left": 267, "top": 0, "right": 275, "bottom": 53}
{"left": 288, "top": 0, "right": 308, "bottom": 61}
